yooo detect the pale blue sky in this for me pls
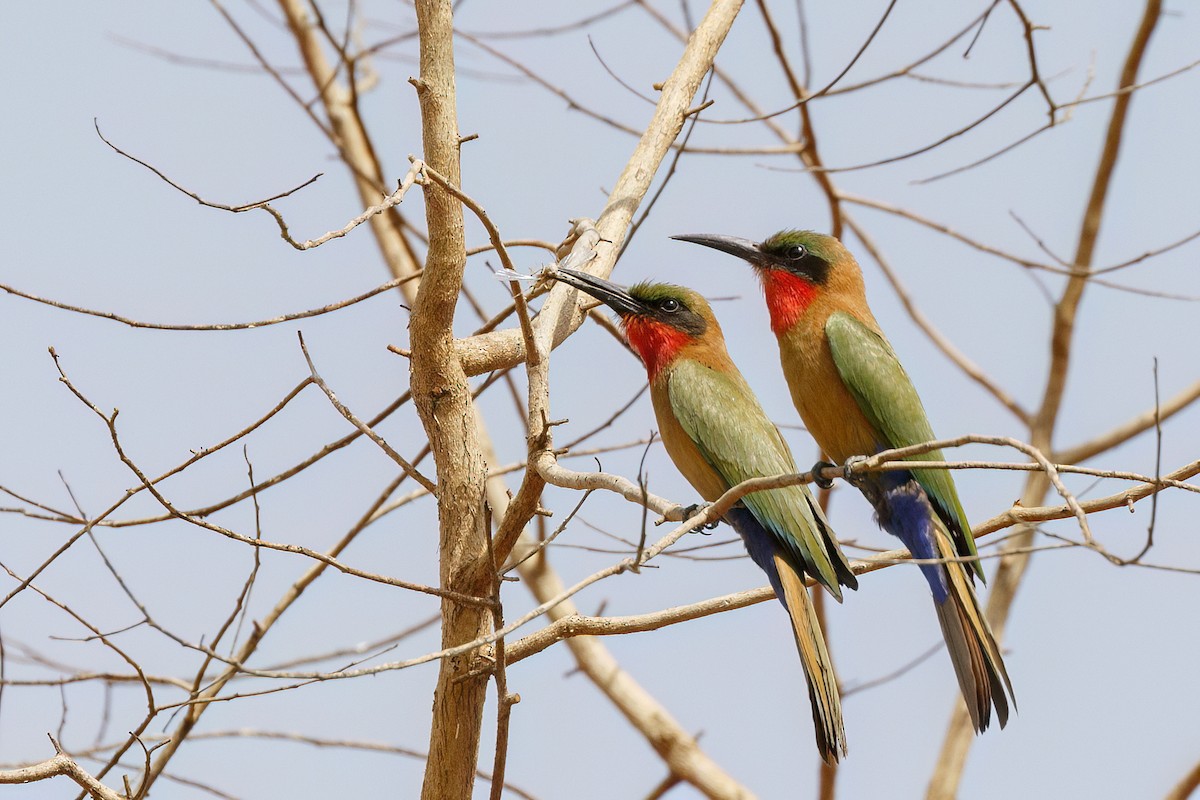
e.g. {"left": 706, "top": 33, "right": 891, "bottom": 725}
{"left": 2, "top": 2, "right": 1198, "bottom": 798}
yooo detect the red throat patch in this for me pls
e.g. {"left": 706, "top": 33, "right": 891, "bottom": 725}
{"left": 623, "top": 317, "right": 691, "bottom": 381}
{"left": 761, "top": 270, "right": 817, "bottom": 335}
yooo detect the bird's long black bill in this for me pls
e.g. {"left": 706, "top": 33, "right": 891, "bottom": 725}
{"left": 671, "top": 233, "right": 762, "bottom": 262}
{"left": 554, "top": 267, "right": 644, "bottom": 317}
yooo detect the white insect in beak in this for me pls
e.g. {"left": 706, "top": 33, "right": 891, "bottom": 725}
{"left": 491, "top": 246, "right": 596, "bottom": 283}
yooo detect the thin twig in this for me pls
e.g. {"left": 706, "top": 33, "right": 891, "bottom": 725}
{"left": 297, "top": 332, "right": 437, "bottom": 494}
{"left": 1128, "top": 358, "right": 1161, "bottom": 563}
{"left": 0, "top": 273, "right": 420, "bottom": 331}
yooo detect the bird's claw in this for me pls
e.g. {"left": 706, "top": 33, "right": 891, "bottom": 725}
{"left": 842, "top": 455, "right": 870, "bottom": 488}
{"left": 811, "top": 460, "right": 837, "bottom": 490}
{"left": 682, "top": 503, "right": 720, "bottom": 533}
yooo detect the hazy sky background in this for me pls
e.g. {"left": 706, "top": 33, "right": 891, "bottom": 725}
{"left": 2, "top": 2, "right": 1198, "bottom": 798}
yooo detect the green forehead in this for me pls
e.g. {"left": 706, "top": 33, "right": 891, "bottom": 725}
{"left": 761, "top": 229, "right": 835, "bottom": 258}
{"left": 629, "top": 281, "right": 702, "bottom": 305}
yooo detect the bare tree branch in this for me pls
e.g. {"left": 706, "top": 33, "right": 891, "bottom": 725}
{"left": 928, "top": 1, "right": 1166, "bottom": 792}
{"left": 454, "top": 0, "right": 747, "bottom": 377}
{"left": 1057, "top": 378, "right": 1200, "bottom": 464}
{"left": 0, "top": 738, "right": 125, "bottom": 800}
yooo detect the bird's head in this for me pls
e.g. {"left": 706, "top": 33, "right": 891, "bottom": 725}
{"left": 672, "top": 229, "right": 863, "bottom": 335}
{"left": 554, "top": 267, "right": 722, "bottom": 380}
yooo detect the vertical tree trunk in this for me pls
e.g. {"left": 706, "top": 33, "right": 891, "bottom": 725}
{"left": 409, "top": 2, "right": 492, "bottom": 798}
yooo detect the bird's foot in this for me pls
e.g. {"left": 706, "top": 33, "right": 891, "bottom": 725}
{"left": 842, "top": 455, "right": 871, "bottom": 488}
{"left": 682, "top": 503, "right": 720, "bottom": 533}
{"left": 811, "top": 460, "right": 838, "bottom": 490}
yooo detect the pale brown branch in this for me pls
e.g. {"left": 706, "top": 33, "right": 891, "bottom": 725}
{"left": 910, "top": 0, "right": 1057, "bottom": 183}
{"left": 839, "top": 191, "right": 1057, "bottom": 272}
{"left": 1060, "top": 56, "right": 1200, "bottom": 112}
{"left": 174, "top": 729, "right": 543, "bottom": 800}
{"left": 414, "top": 159, "right": 537, "bottom": 361}
{"left": 163, "top": 522, "right": 706, "bottom": 683}
{"left": 846, "top": 193, "right": 1198, "bottom": 298}
{"left": 262, "top": 614, "right": 441, "bottom": 672}
{"left": 454, "top": 0, "right": 745, "bottom": 377}
{"left": 266, "top": 166, "right": 422, "bottom": 250}
{"left": 134, "top": 450, "right": 1195, "bottom": 686}
{"left": 813, "top": 4, "right": 992, "bottom": 98}
{"left": 752, "top": 0, "right": 843, "bottom": 233}
{"left": 930, "top": 2, "right": 1167, "bottom": 791}
{"left": 276, "top": 0, "right": 423, "bottom": 289}
{"left": 466, "top": 239, "right": 558, "bottom": 257}
{"left": 141, "top": 465, "right": 429, "bottom": 793}
{"left": 99, "top": 113, "right": 423, "bottom": 254}
{"left": 1035, "top": 2, "right": 1161, "bottom": 438}
{"left": 49, "top": 350, "right": 471, "bottom": 604}
{"left": 408, "top": 3, "right": 496, "bottom": 799}
{"left": 365, "top": 439, "right": 654, "bottom": 526}
{"left": 472, "top": 345, "right": 752, "bottom": 797}
{"left": 458, "top": 1, "right": 637, "bottom": 40}
{"left": 634, "top": 0, "right": 797, "bottom": 146}
{"left": 485, "top": 234, "right": 565, "bottom": 564}
{"left": 1005, "top": 0, "right": 1056, "bottom": 120}
{"left": 0, "top": 565, "right": 159, "bottom": 793}
{"left": 561, "top": 383, "right": 649, "bottom": 450}
{"left": 0, "top": 740, "right": 125, "bottom": 800}
{"left": 109, "top": 31, "right": 308, "bottom": 74}
{"left": 811, "top": 82, "right": 1032, "bottom": 174}
{"left": 1058, "top": 378, "right": 1200, "bottom": 464}
{"left": 843, "top": 642, "right": 944, "bottom": 698}
{"left": 496, "top": 511, "right": 1151, "bottom": 672}
{"left": 1164, "top": 757, "right": 1200, "bottom": 800}
{"left": 508, "top": 535, "right": 756, "bottom": 799}
{"left": 622, "top": 69, "right": 714, "bottom": 257}
{"left": 455, "top": 30, "right": 645, "bottom": 138}
{"left": 298, "top": 332, "right": 437, "bottom": 493}
{"left": 484, "top": 508, "right": 516, "bottom": 800}
{"left": 536, "top": 452, "right": 684, "bottom": 522}
{"left": 113, "top": 387, "right": 406, "bottom": 529}
{"left": 1092, "top": 225, "right": 1200, "bottom": 276}
{"left": 0, "top": 273, "right": 421, "bottom": 331}
{"left": 95, "top": 118, "right": 322, "bottom": 211}
{"left": 974, "top": 458, "right": 1200, "bottom": 539}
{"left": 705, "top": 0, "right": 899, "bottom": 125}
{"left": 0, "top": 672, "right": 192, "bottom": 691}
{"left": 913, "top": 121, "right": 1054, "bottom": 185}
{"left": 540, "top": 430, "right": 1200, "bottom": 537}
{"left": 215, "top": 0, "right": 338, "bottom": 137}
{"left": 504, "top": 586, "right": 775, "bottom": 665}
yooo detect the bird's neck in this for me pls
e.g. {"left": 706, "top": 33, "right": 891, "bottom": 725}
{"left": 761, "top": 270, "right": 819, "bottom": 336}
{"left": 625, "top": 317, "right": 692, "bottom": 382}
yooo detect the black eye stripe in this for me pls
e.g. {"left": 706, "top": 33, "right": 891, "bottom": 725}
{"left": 765, "top": 243, "right": 830, "bottom": 284}
{"left": 643, "top": 301, "right": 706, "bottom": 336}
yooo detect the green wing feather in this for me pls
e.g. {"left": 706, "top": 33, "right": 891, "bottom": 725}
{"left": 825, "top": 312, "right": 982, "bottom": 578}
{"left": 666, "top": 359, "right": 853, "bottom": 596}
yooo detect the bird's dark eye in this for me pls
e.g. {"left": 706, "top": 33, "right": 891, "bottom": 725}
{"left": 660, "top": 298, "right": 681, "bottom": 313}
{"left": 785, "top": 244, "right": 808, "bottom": 260}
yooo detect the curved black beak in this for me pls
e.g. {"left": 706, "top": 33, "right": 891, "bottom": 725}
{"left": 554, "top": 267, "right": 644, "bottom": 317}
{"left": 671, "top": 233, "right": 763, "bottom": 263}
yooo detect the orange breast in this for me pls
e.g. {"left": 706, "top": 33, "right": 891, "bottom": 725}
{"left": 777, "top": 312, "right": 881, "bottom": 464}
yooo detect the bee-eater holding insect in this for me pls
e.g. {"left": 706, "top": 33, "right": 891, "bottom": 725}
{"left": 672, "top": 230, "right": 1014, "bottom": 733}
{"left": 553, "top": 266, "right": 859, "bottom": 762}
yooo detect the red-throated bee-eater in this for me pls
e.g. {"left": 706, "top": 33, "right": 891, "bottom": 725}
{"left": 672, "top": 230, "right": 1014, "bottom": 733}
{"left": 553, "top": 266, "right": 859, "bottom": 762}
